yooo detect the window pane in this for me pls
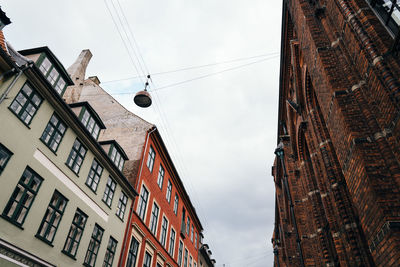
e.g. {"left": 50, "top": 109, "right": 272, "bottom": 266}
{"left": 66, "top": 139, "right": 87, "bottom": 174}
{"left": 9, "top": 83, "right": 42, "bottom": 125}
{"left": 40, "top": 114, "right": 67, "bottom": 152}
{"left": 2, "top": 167, "right": 43, "bottom": 227}
{"left": 102, "top": 177, "right": 116, "bottom": 207}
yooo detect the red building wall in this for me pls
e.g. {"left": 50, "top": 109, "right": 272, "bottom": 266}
{"left": 119, "top": 129, "right": 202, "bottom": 267}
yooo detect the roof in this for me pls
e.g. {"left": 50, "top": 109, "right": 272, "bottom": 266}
{"left": 69, "top": 101, "right": 107, "bottom": 129}
{"left": 18, "top": 46, "right": 74, "bottom": 86}
{"left": 99, "top": 140, "right": 129, "bottom": 160}
{"left": 1, "top": 46, "right": 137, "bottom": 198}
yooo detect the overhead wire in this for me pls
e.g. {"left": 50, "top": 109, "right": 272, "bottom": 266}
{"left": 80, "top": 55, "right": 279, "bottom": 97}
{"left": 101, "top": 52, "right": 279, "bottom": 84}
{"left": 103, "top": 0, "right": 274, "bottom": 262}
{"left": 103, "top": 0, "right": 145, "bottom": 85}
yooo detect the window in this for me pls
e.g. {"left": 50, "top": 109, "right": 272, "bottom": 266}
{"left": 102, "top": 177, "right": 116, "bottom": 207}
{"left": 146, "top": 146, "right": 155, "bottom": 172}
{"left": 79, "top": 108, "right": 101, "bottom": 140}
{"left": 149, "top": 203, "right": 159, "bottom": 235}
{"left": 137, "top": 185, "right": 149, "bottom": 221}
{"left": 184, "top": 249, "right": 188, "bottom": 267}
{"left": 195, "top": 232, "right": 197, "bottom": 249}
{"left": 174, "top": 194, "right": 179, "bottom": 215}
{"left": 36, "top": 190, "right": 68, "bottom": 244}
{"left": 169, "top": 229, "right": 176, "bottom": 256}
{"left": 367, "top": 0, "right": 400, "bottom": 38}
{"left": 189, "top": 256, "right": 192, "bottom": 267}
{"left": 62, "top": 209, "right": 88, "bottom": 258}
{"left": 2, "top": 167, "right": 43, "bottom": 226}
{"left": 103, "top": 236, "right": 118, "bottom": 267}
{"left": 157, "top": 165, "right": 164, "bottom": 189}
{"left": 126, "top": 237, "right": 139, "bottom": 267}
{"left": 143, "top": 251, "right": 152, "bottom": 267}
{"left": 109, "top": 144, "right": 124, "bottom": 171}
{"left": 160, "top": 216, "right": 168, "bottom": 247}
{"left": 191, "top": 225, "right": 194, "bottom": 242}
{"left": 178, "top": 241, "right": 183, "bottom": 266}
{"left": 0, "top": 143, "right": 13, "bottom": 175}
{"left": 66, "top": 139, "right": 87, "bottom": 174}
{"left": 116, "top": 192, "right": 128, "bottom": 220}
{"left": 40, "top": 113, "right": 67, "bottom": 153}
{"left": 86, "top": 159, "right": 103, "bottom": 192}
{"left": 186, "top": 217, "right": 190, "bottom": 235}
{"left": 9, "top": 83, "right": 42, "bottom": 125}
{"left": 181, "top": 208, "right": 186, "bottom": 236}
{"left": 166, "top": 180, "right": 172, "bottom": 203}
{"left": 84, "top": 224, "right": 104, "bottom": 267}
{"left": 38, "top": 56, "right": 67, "bottom": 95}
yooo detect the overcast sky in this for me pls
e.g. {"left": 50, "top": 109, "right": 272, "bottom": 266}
{"left": 2, "top": 1, "right": 282, "bottom": 266}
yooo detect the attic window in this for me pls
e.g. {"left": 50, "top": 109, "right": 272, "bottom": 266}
{"left": 109, "top": 144, "right": 125, "bottom": 171}
{"left": 79, "top": 107, "right": 101, "bottom": 140}
{"left": 38, "top": 56, "right": 67, "bottom": 95}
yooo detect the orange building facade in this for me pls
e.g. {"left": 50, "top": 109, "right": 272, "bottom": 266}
{"left": 119, "top": 128, "right": 203, "bottom": 267}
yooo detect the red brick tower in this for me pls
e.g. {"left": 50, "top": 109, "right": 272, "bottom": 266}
{"left": 272, "top": 0, "right": 400, "bottom": 266}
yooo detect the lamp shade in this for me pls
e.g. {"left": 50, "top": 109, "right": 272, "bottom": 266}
{"left": 134, "top": 90, "right": 152, "bottom": 108}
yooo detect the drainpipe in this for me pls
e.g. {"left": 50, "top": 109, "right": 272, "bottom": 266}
{"left": 118, "top": 201, "right": 134, "bottom": 267}
{"left": 274, "top": 141, "right": 305, "bottom": 267}
{"left": 0, "top": 63, "right": 32, "bottom": 104}
{"left": 135, "top": 126, "right": 157, "bottom": 191}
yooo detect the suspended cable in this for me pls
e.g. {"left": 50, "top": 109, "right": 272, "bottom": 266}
{"left": 101, "top": 52, "right": 279, "bottom": 84}
{"left": 103, "top": 0, "right": 145, "bottom": 85}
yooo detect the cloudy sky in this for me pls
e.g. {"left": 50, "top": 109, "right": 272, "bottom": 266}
{"left": 2, "top": 1, "right": 282, "bottom": 266}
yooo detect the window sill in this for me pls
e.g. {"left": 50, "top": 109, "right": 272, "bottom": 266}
{"left": 65, "top": 163, "right": 80, "bottom": 177}
{"left": 0, "top": 214, "right": 24, "bottom": 230}
{"left": 35, "top": 234, "right": 54, "bottom": 247}
{"left": 61, "top": 250, "right": 77, "bottom": 261}
{"left": 85, "top": 183, "right": 98, "bottom": 195}
{"left": 8, "top": 107, "right": 32, "bottom": 129}
{"left": 39, "top": 138, "right": 58, "bottom": 156}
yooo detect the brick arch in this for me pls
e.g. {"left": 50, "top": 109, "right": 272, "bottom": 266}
{"left": 304, "top": 69, "right": 315, "bottom": 114}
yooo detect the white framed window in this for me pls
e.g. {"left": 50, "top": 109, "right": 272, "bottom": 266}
{"left": 166, "top": 180, "right": 172, "bottom": 202}
{"left": 157, "top": 164, "right": 165, "bottom": 189}
{"left": 160, "top": 216, "right": 168, "bottom": 247}
{"left": 149, "top": 202, "right": 159, "bottom": 235}
{"left": 146, "top": 146, "right": 156, "bottom": 172}
{"left": 137, "top": 185, "right": 149, "bottom": 221}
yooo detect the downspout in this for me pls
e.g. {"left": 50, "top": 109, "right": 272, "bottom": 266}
{"left": 0, "top": 63, "right": 32, "bottom": 104}
{"left": 118, "top": 201, "right": 134, "bottom": 267}
{"left": 135, "top": 126, "right": 157, "bottom": 191}
{"left": 277, "top": 147, "right": 305, "bottom": 267}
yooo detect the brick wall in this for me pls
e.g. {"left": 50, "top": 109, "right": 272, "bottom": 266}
{"left": 273, "top": 0, "right": 400, "bottom": 266}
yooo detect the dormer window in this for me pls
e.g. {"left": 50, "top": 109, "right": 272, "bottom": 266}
{"left": 110, "top": 145, "right": 124, "bottom": 171}
{"left": 81, "top": 108, "right": 100, "bottom": 139}
{"left": 18, "top": 47, "right": 74, "bottom": 96}
{"left": 38, "top": 56, "right": 67, "bottom": 95}
{"left": 69, "top": 102, "right": 106, "bottom": 141}
{"left": 99, "top": 141, "right": 129, "bottom": 172}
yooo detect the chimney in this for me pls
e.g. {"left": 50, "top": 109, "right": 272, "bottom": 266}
{"left": 67, "top": 49, "right": 92, "bottom": 84}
